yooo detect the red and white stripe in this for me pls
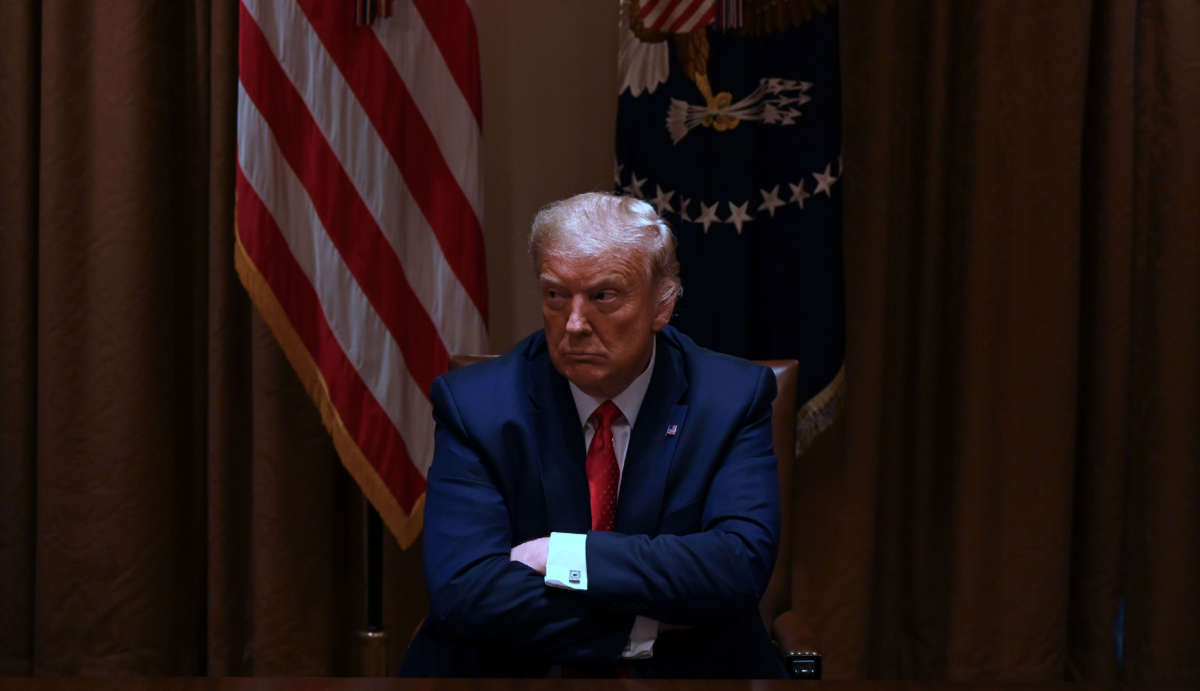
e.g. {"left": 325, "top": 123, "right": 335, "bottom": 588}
{"left": 236, "top": 0, "right": 487, "bottom": 531}
{"left": 638, "top": 0, "right": 715, "bottom": 33}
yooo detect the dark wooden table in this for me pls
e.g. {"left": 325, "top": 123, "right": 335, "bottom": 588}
{"left": 0, "top": 680, "right": 1182, "bottom": 691}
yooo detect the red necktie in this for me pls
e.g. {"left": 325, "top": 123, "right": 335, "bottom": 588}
{"left": 586, "top": 401, "right": 622, "bottom": 531}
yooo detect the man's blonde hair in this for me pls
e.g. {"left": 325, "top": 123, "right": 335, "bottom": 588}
{"left": 528, "top": 192, "right": 682, "bottom": 305}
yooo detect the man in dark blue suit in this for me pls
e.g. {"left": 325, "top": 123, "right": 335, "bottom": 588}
{"left": 402, "top": 192, "right": 784, "bottom": 678}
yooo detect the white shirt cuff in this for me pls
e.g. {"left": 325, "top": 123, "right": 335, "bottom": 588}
{"left": 544, "top": 532, "right": 659, "bottom": 658}
{"left": 622, "top": 616, "right": 659, "bottom": 659}
{"left": 544, "top": 531, "right": 588, "bottom": 590}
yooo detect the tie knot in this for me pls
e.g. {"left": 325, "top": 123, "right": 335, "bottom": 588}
{"left": 591, "top": 400, "right": 622, "bottom": 429}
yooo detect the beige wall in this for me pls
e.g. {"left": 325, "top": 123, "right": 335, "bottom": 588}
{"left": 477, "top": 1, "right": 618, "bottom": 351}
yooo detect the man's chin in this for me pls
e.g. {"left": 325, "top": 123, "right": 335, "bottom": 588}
{"left": 553, "top": 360, "right": 609, "bottom": 395}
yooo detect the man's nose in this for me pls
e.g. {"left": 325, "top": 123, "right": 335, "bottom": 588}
{"left": 565, "top": 296, "right": 590, "bottom": 335}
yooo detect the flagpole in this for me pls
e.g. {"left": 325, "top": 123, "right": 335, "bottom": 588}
{"left": 353, "top": 502, "right": 389, "bottom": 675}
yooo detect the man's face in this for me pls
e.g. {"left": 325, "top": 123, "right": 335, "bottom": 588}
{"left": 540, "top": 249, "right": 674, "bottom": 400}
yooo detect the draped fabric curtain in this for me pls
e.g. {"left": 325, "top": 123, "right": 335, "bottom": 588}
{"left": 793, "top": 0, "right": 1198, "bottom": 682}
{"left": 1, "top": 0, "right": 1196, "bottom": 682}
{"left": 0, "top": 1, "right": 427, "bottom": 675}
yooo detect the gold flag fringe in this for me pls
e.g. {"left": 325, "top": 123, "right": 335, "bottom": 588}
{"left": 629, "top": 0, "right": 836, "bottom": 40}
{"left": 234, "top": 235, "right": 425, "bottom": 549}
{"left": 740, "top": 0, "right": 836, "bottom": 37}
{"left": 354, "top": 0, "right": 394, "bottom": 27}
{"left": 795, "top": 361, "right": 844, "bottom": 456}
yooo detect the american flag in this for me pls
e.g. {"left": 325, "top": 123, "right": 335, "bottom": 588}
{"left": 636, "top": 0, "right": 717, "bottom": 33}
{"left": 235, "top": 0, "right": 488, "bottom": 548}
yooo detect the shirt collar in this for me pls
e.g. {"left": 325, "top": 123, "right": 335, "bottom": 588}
{"left": 568, "top": 337, "right": 656, "bottom": 429}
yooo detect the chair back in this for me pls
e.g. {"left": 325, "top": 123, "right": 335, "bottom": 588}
{"left": 448, "top": 354, "right": 496, "bottom": 370}
{"left": 753, "top": 360, "right": 798, "bottom": 630}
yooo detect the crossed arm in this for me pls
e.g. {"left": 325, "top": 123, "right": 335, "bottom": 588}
{"left": 421, "top": 368, "right": 781, "bottom": 662}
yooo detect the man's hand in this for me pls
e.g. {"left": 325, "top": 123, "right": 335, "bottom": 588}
{"left": 510, "top": 537, "right": 551, "bottom": 575}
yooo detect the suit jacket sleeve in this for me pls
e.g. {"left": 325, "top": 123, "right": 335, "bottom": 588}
{"left": 422, "top": 375, "right": 632, "bottom": 663}
{"left": 584, "top": 364, "right": 782, "bottom": 625}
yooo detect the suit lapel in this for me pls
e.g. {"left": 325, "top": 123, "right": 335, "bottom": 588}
{"left": 615, "top": 330, "right": 689, "bottom": 536}
{"left": 529, "top": 346, "right": 591, "bottom": 533}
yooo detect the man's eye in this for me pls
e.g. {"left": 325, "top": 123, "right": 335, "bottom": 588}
{"left": 593, "top": 290, "right": 616, "bottom": 301}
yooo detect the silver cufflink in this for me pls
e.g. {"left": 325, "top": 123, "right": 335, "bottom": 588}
{"left": 568, "top": 570, "right": 581, "bottom": 584}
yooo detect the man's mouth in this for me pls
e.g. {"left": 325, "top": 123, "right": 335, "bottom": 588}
{"left": 562, "top": 351, "right": 603, "bottom": 361}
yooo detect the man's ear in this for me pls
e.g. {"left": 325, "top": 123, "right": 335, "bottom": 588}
{"left": 652, "top": 291, "right": 676, "bottom": 331}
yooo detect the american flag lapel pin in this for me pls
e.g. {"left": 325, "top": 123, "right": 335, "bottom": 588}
{"left": 665, "top": 424, "right": 678, "bottom": 437}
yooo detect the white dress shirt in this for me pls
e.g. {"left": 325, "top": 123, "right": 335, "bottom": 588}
{"left": 543, "top": 340, "right": 660, "bottom": 659}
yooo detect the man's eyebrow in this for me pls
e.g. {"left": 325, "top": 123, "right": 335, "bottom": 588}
{"left": 538, "top": 274, "right": 627, "bottom": 290}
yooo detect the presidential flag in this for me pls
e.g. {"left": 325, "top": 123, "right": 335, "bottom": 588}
{"left": 617, "top": 0, "right": 843, "bottom": 450}
{"left": 235, "top": 0, "right": 488, "bottom": 548}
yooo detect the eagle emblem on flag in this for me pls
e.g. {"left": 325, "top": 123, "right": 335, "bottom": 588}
{"left": 621, "top": 0, "right": 832, "bottom": 142}
{"left": 615, "top": 0, "right": 845, "bottom": 454}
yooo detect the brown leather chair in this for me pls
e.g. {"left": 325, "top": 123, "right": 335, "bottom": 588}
{"left": 756, "top": 360, "right": 822, "bottom": 680}
{"left": 446, "top": 355, "right": 822, "bottom": 679}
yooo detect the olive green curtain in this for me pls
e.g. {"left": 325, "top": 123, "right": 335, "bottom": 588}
{"left": 792, "top": 0, "right": 1198, "bottom": 682}
{"left": 0, "top": 0, "right": 426, "bottom": 675}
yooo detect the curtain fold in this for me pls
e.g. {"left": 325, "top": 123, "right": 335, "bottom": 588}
{"left": 31, "top": 0, "right": 202, "bottom": 672}
{"left": 1070, "top": 0, "right": 1135, "bottom": 682}
{"left": 794, "top": 0, "right": 1198, "bottom": 682}
{"left": 0, "top": 0, "right": 40, "bottom": 676}
{"left": 1122, "top": 1, "right": 1200, "bottom": 679}
{"left": 0, "top": 0, "right": 429, "bottom": 675}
